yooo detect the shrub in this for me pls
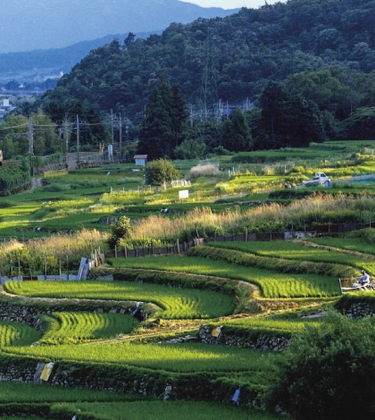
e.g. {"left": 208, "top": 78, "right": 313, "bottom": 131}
{"left": 145, "top": 159, "right": 180, "bottom": 186}
{"left": 108, "top": 216, "right": 132, "bottom": 249}
{"left": 264, "top": 312, "right": 375, "bottom": 420}
{"left": 357, "top": 228, "right": 375, "bottom": 244}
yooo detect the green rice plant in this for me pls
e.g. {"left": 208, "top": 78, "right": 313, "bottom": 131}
{"left": 232, "top": 148, "right": 333, "bottom": 163}
{"left": 223, "top": 315, "right": 321, "bottom": 335}
{"left": 108, "top": 255, "right": 340, "bottom": 298}
{"left": 100, "top": 190, "right": 153, "bottom": 206}
{"left": 4, "top": 280, "right": 236, "bottom": 319}
{"left": 40, "top": 312, "right": 137, "bottom": 344}
{"left": 205, "top": 240, "right": 374, "bottom": 275}
{"left": 310, "top": 237, "right": 375, "bottom": 255}
{"left": 0, "top": 321, "right": 41, "bottom": 347}
{"left": 6, "top": 341, "right": 279, "bottom": 373}
{"left": 187, "top": 245, "right": 353, "bottom": 284}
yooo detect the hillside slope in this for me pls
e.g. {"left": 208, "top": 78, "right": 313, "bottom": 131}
{"left": 40, "top": 0, "right": 375, "bottom": 116}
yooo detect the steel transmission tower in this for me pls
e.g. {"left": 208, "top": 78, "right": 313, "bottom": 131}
{"left": 201, "top": 26, "right": 219, "bottom": 120}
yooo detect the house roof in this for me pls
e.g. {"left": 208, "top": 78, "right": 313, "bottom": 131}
{"left": 134, "top": 154, "right": 148, "bottom": 159}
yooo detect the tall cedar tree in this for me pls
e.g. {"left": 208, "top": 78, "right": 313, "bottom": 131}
{"left": 138, "top": 79, "right": 187, "bottom": 160}
{"left": 221, "top": 108, "right": 253, "bottom": 152}
{"left": 259, "top": 81, "right": 325, "bottom": 148}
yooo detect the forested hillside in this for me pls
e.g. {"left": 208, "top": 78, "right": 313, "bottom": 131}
{"left": 14, "top": 0, "right": 375, "bottom": 158}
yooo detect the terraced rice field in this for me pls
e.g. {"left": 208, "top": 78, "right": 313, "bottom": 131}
{"left": 4, "top": 280, "right": 236, "bottom": 319}
{"left": 108, "top": 255, "right": 341, "bottom": 298}
{"left": 40, "top": 312, "right": 137, "bottom": 344}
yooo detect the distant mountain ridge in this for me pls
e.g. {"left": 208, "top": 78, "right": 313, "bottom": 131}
{"left": 0, "top": 32, "right": 158, "bottom": 84}
{"left": 0, "top": 0, "right": 237, "bottom": 53}
{"left": 0, "top": 0, "right": 238, "bottom": 83}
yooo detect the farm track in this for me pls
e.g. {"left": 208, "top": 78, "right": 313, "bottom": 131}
{"left": 296, "top": 240, "right": 375, "bottom": 261}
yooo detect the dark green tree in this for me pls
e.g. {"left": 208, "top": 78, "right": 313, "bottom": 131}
{"left": 170, "top": 84, "right": 189, "bottom": 150}
{"left": 259, "top": 81, "right": 325, "bottom": 148}
{"left": 144, "top": 159, "right": 180, "bottom": 187}
{"left": 342, "top": 106, "right": 375, "bottom": 139}
{"left": 188, "top": 119, "right": 221, "bottom": 154}
{"left": 138, "top": 79, "right": 187, "bottom": 159}
{"left": 258, "top": 81, "right": 287, "bottom": 148}
{"left": 174, "top": 138, "right": 206, "bottom": 159}
{"left": 124, "top": 32, "right": 136, "bottom": 50}
{"left": 221, "top": 108, "right": 253, "bottom": 152}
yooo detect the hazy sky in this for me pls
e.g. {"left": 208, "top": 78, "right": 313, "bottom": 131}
{"left": 181, "top": 0, "right": 285, "bottom": 9}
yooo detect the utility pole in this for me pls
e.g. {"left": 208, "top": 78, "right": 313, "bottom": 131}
{"left": 64, "top": 115, "right": 69, "bottom": 163}
{"left": 118, "top": 113, "right": 122, "bottom": 160}
{"left": 291, "top": 46, "right": 295, "bottom": 75}
{"left": 111, "top": 109, "right": 114, "bottom": 145}
{"left": 27, "top": 116, "right": 33, "bottom": 175}
{"left": 76, "top": 115, "right": 80, "bottom": 163}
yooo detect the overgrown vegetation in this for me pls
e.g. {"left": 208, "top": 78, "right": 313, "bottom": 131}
{"left": 265, "top": 312, "right": 375, "bottom": 420}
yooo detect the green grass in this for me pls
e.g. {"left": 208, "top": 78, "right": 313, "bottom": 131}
{"left": 108, "top": 255, "right": 340, "bottom": 298}
{"left": 69, "top": 400, "right": 281, "bottom": 420}
{"left": 0, "top": 381, "right": 133, "bottom": 403}
{"left": 4, "top": 280, "right": 236, "bottom": 319}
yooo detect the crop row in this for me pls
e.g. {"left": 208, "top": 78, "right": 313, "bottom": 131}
{"left": 4, "top": 280, "right": 236, "bottom": 319}
{"left": 109, "top": 255, "right": 341, "bottom": 298}
{"left": 40, "top": 312, "right": 137, "bottom": 344}
{"left": 222, "top": 315, "right": 321, "bottom": 334}
{"left": 206, "top": 240, "right": 375, "bottom": 276}
{"left": 308, "top": 236, "right": 375, "bottom": 256}
{"left": 0, "top": 322, "right": 41, "bottom": 348}
{"left": 188, "top": 245, "right": 354, "bottom": 279}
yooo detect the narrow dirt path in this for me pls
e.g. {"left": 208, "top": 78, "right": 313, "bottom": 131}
{"left": 296, "top": 239, "right": 375, "bottom": 261}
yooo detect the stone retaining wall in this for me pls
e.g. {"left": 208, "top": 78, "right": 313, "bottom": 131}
{"left": 198, "top": 325, "right": 289, "bottom": 351}
{"left": 338, "top": 300, "right": 375, "bottom": 318}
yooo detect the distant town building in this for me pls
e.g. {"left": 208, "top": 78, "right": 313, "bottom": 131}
{"left": 0, "top": 97, "right": 16, "bottom": 121}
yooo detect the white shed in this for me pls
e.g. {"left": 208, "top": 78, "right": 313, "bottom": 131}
{"left": 134, "top": 154, "right": 148, "bottom": 166}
